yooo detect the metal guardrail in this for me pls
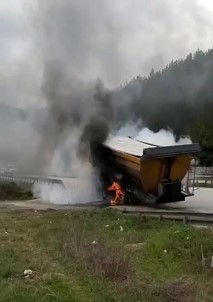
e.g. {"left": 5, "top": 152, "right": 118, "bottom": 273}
{"left": 194, "top": 175, "right": 213, "bottom": 186}
{"left": 196, "top": 166, "right": 213, "bottom": 176}
{"left": 0, "top": 172, "right": 212, "bottom": 188}
{"left": 119, "top": 207, "right": 213, "bottom": 226}
{"left": 191, "top": 166, "right": 213, "bottom": 186}
{"left": 0, "top": 173, "right": 63, "bottom": 186}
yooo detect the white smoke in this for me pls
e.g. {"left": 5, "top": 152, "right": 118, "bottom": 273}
{"left": 33, "top": 163, "right": 102, "bottom": 205}
{"left": 1, "top": 0, "right": 202, "bottom": 205}
{"left": 34, "top": 122, "right": 192, "bottom": 205}
{"left": 116, "top": 122, "right": 192, "bottom": 146}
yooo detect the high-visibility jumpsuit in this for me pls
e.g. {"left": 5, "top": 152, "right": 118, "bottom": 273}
{"left": 108, "top": 182, "right": 124, "bottom": 206}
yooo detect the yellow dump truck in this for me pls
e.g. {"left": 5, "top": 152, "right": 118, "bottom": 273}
{"left": 91, "top": 136, "right": 200, "bottom": 204}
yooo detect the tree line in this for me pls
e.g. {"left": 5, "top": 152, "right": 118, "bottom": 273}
{"left": 114, "top": 48, "right": 213, "bottom": 165}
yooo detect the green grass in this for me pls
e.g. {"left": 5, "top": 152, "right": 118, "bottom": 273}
{"left": 0, "top": 209, "right": 212, "bottom": 301}
{"left": 0, "top": 182, "right": 33, "bottom": 201}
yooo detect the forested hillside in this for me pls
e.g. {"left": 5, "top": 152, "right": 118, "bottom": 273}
{"left": 114, "top": 48, "right": 213, "bottom": 165}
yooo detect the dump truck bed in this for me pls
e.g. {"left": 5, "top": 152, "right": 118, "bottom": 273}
{"left": 92, "top": 136, "right": 200, "bottom": 204}
{"left": 103, "top": 136, "right": 155, "bottom": 157}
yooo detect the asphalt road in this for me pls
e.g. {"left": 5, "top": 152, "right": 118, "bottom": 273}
{"left": 0, "top": 174, "right": 212, "bottom": 213}
{"left": 54, "top": 177, "right": 213, "bottom": 213}
{"left": 166, "top": 188, "right": 213, "bottom": 213}
{"left": 0, "top": 187, "right": 212, "bottom": 214}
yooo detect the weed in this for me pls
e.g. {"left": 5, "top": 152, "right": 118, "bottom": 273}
{"left": 63, "top": 226, "right": 131, "bottom": 281}
{"left": 0, "top": 182, "right": 33, "bottom": 201}
{"left": 152, "top": 280, "right": 196, "bottom": 302}
{"left": 0, "top": 210, "right": 212, "bottom": 301}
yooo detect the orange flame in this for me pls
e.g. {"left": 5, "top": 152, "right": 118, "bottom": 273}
{"left": 108, "top": 181, "right": 124, "bottom": 206}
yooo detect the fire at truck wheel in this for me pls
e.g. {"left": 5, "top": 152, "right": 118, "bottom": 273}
{"left": 99, "top": 172, "right": 129, "bottom": 205}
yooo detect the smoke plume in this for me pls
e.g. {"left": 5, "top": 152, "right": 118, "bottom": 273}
{"left": 116, "top": 122, "right": 192, "bottom": 146}
{"left": 31, "top": 0, "right": 122, "bottom": 176}
{"left": 1, "top": 0, "right": 213, "bottom": 203}
{"left": 33, "top": 164, "right": 102, "bottom": 205}
{"left": 35, "top": 61, "right": 113, "bottom": 175}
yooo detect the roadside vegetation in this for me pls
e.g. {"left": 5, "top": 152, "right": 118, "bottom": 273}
{"left": 0, "top": 182, "right": 33, "bottom": 201}
{"left": 114, "top": 48, "right": 213, "bottom": 165}
{"left": 0, "top": 209, "right": 212, "bottom": 301}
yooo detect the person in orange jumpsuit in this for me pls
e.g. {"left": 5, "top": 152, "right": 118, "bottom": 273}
{"left": 108, "top": 181, "right": 124, "bottom": 206}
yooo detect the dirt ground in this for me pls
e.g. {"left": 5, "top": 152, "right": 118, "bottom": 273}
{"left": 0, "top": 199, "right": 106, "bottom": 212}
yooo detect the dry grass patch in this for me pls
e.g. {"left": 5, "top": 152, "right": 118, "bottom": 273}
{"left": 152, "top": 280, "right": 196, "bottom": 302}
{"left": 63, "top": 227, "right": 131, "bottom": 282}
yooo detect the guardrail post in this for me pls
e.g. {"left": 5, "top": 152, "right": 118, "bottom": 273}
{"left": 183, "top": 216, "right": 189, "bottom": 224}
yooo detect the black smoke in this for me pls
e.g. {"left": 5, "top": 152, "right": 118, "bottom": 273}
{"left": 35, "top": 61, "right": 113, "bottom": 174}
{"left": 30, "top": 0, "right": 213, "bottom": 173}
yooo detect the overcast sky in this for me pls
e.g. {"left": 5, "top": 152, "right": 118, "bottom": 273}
{"left": 1, "top": 0, "right": 213, "bottom": 107}
{"left": 0, "top": 0, "right": 31, "bottom": 62}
